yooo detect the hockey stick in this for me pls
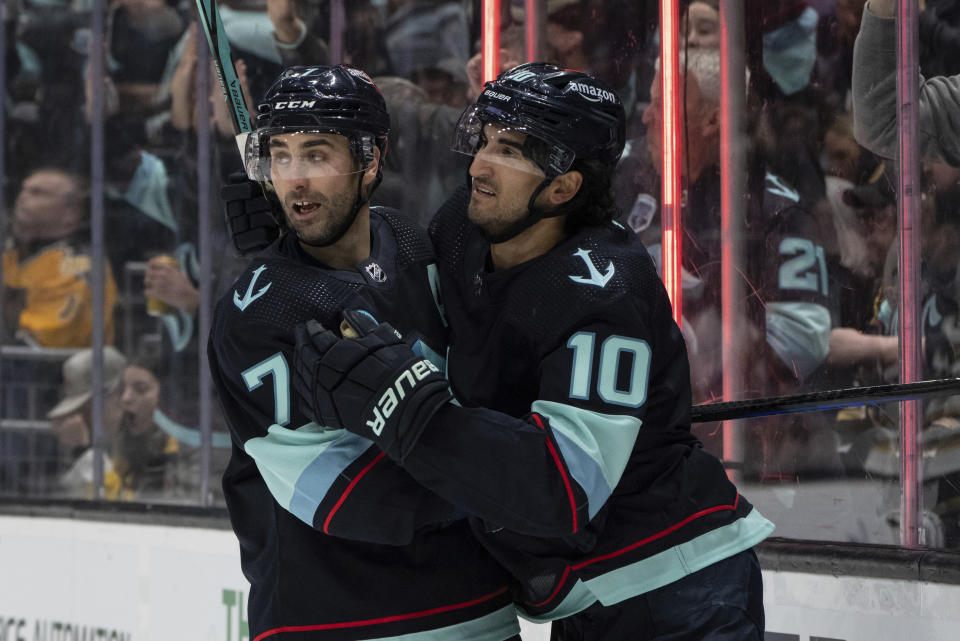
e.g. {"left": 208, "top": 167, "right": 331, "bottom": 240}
{"left": 690, "top": 378, "right": 960, "bottom": 423}
{"left": 194, "top": 0, "right": 283, "bottom": 254}
{"left": 194, "top": 0, "right": 252, "bottom": 156}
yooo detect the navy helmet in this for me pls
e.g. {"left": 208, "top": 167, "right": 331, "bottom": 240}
{"left": 452, "top": 62, "right": 626, "bottom": 177}
{"left": 244, "top": 65, "right": 390, "bottom": 181}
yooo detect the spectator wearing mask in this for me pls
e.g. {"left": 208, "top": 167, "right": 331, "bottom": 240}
{"left": 643, "top": 48, "right": 832, "bottom": 478}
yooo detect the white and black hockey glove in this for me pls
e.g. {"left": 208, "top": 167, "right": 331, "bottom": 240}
{"left": 293, "top": 310, "right": 452, "bottom": 463}
{"left": 221, "top": 172, "right": 281, "bottom": 255}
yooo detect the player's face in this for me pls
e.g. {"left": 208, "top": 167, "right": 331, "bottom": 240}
{"left": 467, "top": 125, "right": 546, "bottom": 238}
{"left": 269, "top": 132, "right": 362, "bottom": 246}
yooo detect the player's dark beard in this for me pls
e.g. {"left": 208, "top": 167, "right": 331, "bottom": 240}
{"left": 283, "top": 186, "right": 358, "bottom": 248}
{"left": 472, "top": 211, "right": 540, "bottom": 244}
{"left": 468, "top": 178, "right": 523, "bottom": 243}
{"left": 468, "top": 178, "right": 554, "bottom": 244}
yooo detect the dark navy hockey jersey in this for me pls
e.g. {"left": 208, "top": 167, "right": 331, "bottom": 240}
{"left": 208, "top": 209, "right": 519, "bottom": 641}
{"left": 390, "top": 189, "right": 774, "bottom": 619}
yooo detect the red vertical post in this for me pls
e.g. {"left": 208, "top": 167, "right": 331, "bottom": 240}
{"left": 483, "top": 0, "right": 501, "bottom": 83}
{"left": 524, "top": 0, "right": 542, "bottom": 62}
{"left": 719, "top": 0, "right": 747, "bottom": 477}
{"left": 659, "top": 0, "right": 682, "bottom": 326}
{"left": 896, "top": 0, "right": 924, "bottom": 548}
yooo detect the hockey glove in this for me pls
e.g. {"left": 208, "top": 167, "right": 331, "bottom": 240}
{"left": 293, "top": 311, "right": 452, "bottom": 463}
{"left": 221, "top": 172, "right": 281, "bottom": 255}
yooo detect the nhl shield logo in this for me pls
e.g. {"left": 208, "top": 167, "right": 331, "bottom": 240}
{"left": 365, "top": 262, "right": 386, "bottom": 282}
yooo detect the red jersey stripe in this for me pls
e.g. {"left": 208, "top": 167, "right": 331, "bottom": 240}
{"left": 531, "top": 412, "right": 578, "bottom": 533}
{"left": 533, "top": 495, "right": 742, "bottom": 607}
{"left": 322, "top": 451, "right": 387, "bottom": 534}
{"left": 252, "top": 586, "right": 510, "bottom": 640}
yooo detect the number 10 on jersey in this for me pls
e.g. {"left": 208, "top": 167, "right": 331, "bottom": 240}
{"left": 567, "top": 333, "right": 651, "bottom": 408}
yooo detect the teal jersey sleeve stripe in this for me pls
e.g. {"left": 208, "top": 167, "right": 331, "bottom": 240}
{"left": 288, "top": 433, "right": 374, "bottom": 526}
{"left": 516, "top": 580, "right": 598, "bottom": 623}
{"left": 516, "top": 508, "right": 773, "bottom": 621}
{"left": 244, "top": 423, "right": 372, "bottom": 526}
{"left": 357, "top": 605, "right": 520, "bottom": 641}
{"left": 412, "top": 338, "right": 446, "bottom": 371}
{"left": 582, "top": 508, "right": 775, "bottom": 607}
{"left": 426, "top": 262, "right": 448, "bottom": 327}
{"left": 531, "top": 400, "right": 642, "bottom": 520}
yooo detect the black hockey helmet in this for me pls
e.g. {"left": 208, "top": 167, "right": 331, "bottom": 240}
{"left": 452, "top": 62, "right": 626, "bottom": 177}
{"left": 244, "top": 64, "right": 390, "bottom": 182}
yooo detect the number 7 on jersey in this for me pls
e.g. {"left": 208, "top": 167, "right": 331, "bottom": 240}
{"left": 241, "top": 352, "right": 291, "bottom": 426}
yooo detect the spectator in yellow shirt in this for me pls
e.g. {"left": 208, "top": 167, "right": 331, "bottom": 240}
{"left": 3, "top": 167, "right": 117, "bottom": 347}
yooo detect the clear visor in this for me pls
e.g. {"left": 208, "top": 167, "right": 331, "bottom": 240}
{"left": 451, "top": 105, "right": 575, "bottom": 178}
{"left": 244, "top": 129, "right": 372, "bottom": 181}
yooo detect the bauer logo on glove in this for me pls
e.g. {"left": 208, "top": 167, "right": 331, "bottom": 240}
{"left": 367, "top": 358, "right": 441, "bottom": 436}
{"left": 293, "top": 309, "right": 452, "bottom": 462}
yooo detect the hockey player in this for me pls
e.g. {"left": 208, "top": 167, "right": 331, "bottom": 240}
{"left": 294, "top": 63, "right": 774, "bottom": 640}
{"left": 207, "top": 65, "right": 521, "bottom": 641}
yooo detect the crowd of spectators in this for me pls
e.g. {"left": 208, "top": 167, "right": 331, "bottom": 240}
{"left": 1, "top": 0, "right": 958, "bottom": 543}
{"left": 0, "top": 0, "right": 484, "bottom": 502}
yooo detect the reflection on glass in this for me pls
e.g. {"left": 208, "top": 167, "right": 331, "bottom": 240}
{"left": 1, "top": 0, "right": 958, "bottom": 552}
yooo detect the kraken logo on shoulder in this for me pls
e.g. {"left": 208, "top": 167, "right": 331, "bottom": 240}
{"left": 569, "top": 248, "right": 615, "bottom": 288}
{"left": 234, "top": 265, "right": 272, "bottom": 311}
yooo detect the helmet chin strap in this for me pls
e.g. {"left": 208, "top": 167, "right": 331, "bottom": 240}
{"left": 475, "top": 175, "right": 566, "bottom": 244}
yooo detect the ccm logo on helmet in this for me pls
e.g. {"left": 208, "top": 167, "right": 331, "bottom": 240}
{"left": 273, "top": 100, "right": 317, "bottom": 109}
{"left": 366, "top": 359, "right": 440, "bottom": 435}
{"left": 566, "top": 82, "right": 618, "bottom": 104}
